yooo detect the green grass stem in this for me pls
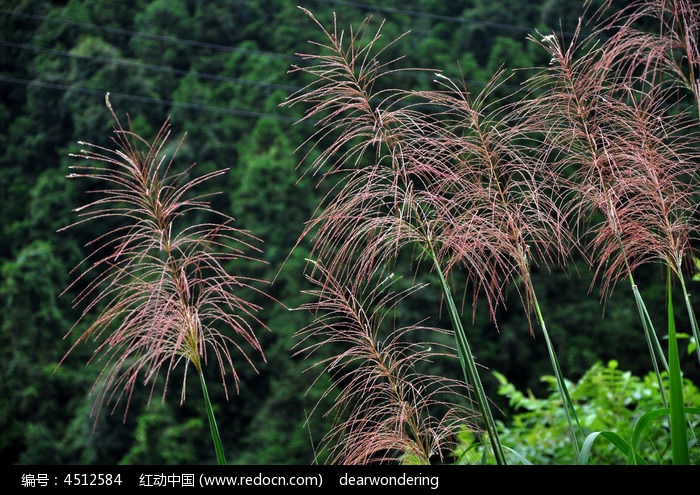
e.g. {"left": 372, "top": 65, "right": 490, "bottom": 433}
{"left": 666, "top": 267, "right": 690, "bottom": 465}
{"left": 629, "top": 275, "right": 668, "bottom": 407}
{"left": 532, "top": 292, "right": 582, "bottom": 462}
{"left": 199, "top": 370, "right": 227, "bottom": 465}
{"left": 428, "top": 244, "right": 507, "bottom": 465}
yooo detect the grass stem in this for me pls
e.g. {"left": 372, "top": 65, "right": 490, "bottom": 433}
{"left": 200, "top": 370, "right": 227, "bottom": 465}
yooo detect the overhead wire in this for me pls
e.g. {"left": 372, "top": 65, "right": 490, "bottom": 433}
{"left": 0, "top": 74, "right": 300, "bottom": 122}
{"left": 1, "top": 3, "right": 536, "bottom": 119}
{"left": 0, "top": 39, "right": 298, "bottom": 92}
{"left": 2, "top": 10, "right": 298, "bottom": 61}
{"left": 321, "top": 0, "right": 539, "bottom": 33}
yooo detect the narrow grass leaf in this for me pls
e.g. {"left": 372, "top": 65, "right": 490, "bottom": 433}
{"left": 431, "top": 251, "right": 507, "bottom": 465}
{"left": 199, "top": 370, "right": 226, "bottom": 465}
{"left": 581, "top": 431, "right": 641, "bottom": 465}
{"left": 630, "top": 277, "right": 668, "bottom": 407}
{"left": 666, "top": 270, "right": 690, "bottom": 464}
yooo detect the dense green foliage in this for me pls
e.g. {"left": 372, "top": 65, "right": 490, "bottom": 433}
{"left": 2, "top": 0, "right": 697, "bottom": 464}
{"left": 457, "top": 362, "right": 700, "bottom": 464}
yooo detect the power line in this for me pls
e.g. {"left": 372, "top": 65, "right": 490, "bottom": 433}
{"left": 315, "top": 0, "right": 580, "bottom": 39}
{"left": 0, "top": 74, "right": 301, "bottom": 123}
{"left": 0, "top": 40, "right": 299, "bottom": 93}
{"left": 2, "top": 10, "right": 298, "bottom": 61}
{"left": 0, "top": 11, "right": 428, "bottom": 88}
{"left": 3, "top": 1, "right": 558, "bottom": 61}
{"left": 2, "top": 38, "right": 509, "bottom": 94}
{"left": 3, "top": 4, "right": 532, "bottom": 92}
{"left": 321, "top": 0, "right": 538, "bottom": 34}
{"left": 1, "top": 3, "right": 529, "bottom": 120}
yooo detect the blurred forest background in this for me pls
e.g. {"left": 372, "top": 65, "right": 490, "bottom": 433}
{"left": 2, "top": 0, "right": 698, "bottom": 465}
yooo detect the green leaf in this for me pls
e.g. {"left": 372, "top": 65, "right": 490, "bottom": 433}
{"left": 692, "top": 256, "right": 700, "bottom": 282}
{"left": 199, "top": 371, "right": 227, "bottom": 465}
{"left": 430, "top": 248, "right": 507, "bottom": 465}
{"left": 666, "top": 271, "right": 689, "bottom": 464}
{"left": 581, "top": 431, "right": 641, "bottom": 465}
{"left": 629, "top": 407, "right": 700, "bottom": 465}
{"left": 503, "top": 445, "right": 533, "bottom": 465}
{"left": 629, "top": 408, "right": 669, "bottom": 464}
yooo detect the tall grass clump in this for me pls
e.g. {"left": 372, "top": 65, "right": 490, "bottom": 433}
{"left": 283, "top": 8, "right": 578, "bottom": 464}
{"left": 283, "top": 8, "right": 509, "bottom": 462}
{"left": 524, "top": 0, "right": 700, "bottom": 463}
{"left": 294, "top": 262, "right": 475, "bottom": 464}
{"left": 286, "top": 1, "right": 699, "bottom": 464}
{"left": 58, "top": 98, "right": 269, "bottom": 464}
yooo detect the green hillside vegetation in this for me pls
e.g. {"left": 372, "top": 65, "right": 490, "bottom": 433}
{"left": 1, "top": 0, "right": 698, "bottom": 464}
